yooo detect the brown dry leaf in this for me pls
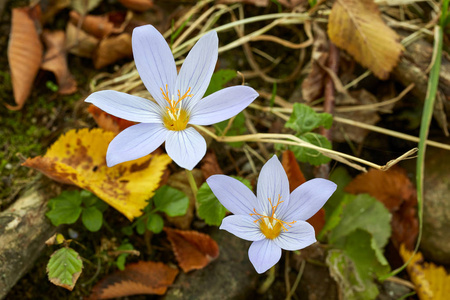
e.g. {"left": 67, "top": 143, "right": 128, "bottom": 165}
{"left": 22, "top": 128, "right": 172, "bottom": 220}
{"left": 302, "top": 22, "right": 329, "bottom": 102}
{"left": 201, "top": 151, "right": 223, "bottom": 179}
{"left": 65, "top": 22, "right": 99, "bottom": 58}
{"left": 164, "top": 227, "right": 219, "bottom": 272}
{"left": 89, "top": 261, "right": 179, "bottom": 299}
{"left": 71, "top": 0, "right": 103, "bottom": 15}
{"left": 41, "top": 0, "right": 71, "bottom": 24}
{"left": 69, "top": 10, "right": 115, "bottom": 39}
{"left": 219, "top": 0, "right": 269, "bottom": 6}
{"left": 7, "top": 6, "right": 43, "bottom": 110}
{"left": 88, "top": 104, "right": 136, "bottom": 134}
{"left": 41, "top": 30, "right": 77, "bottom": 95}
{"left": 400, "top": 244, "right": 450, "bottom": 300}
{"left": 345, "top": 167, "right": 418, "bottom": 249}
{"left": 118, "top": 0, "right": 153, "bottom": 12}
{"left": 93, "top": 33, "right": 132, "bottom": 69}
{"left": 327, "top": 0, "right": 404, "bottom": 80}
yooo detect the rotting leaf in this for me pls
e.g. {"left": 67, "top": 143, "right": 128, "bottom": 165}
{"left": 118, "top": 0, "right": 153, "bottom": 12}
{"left": 89, "top": 261, "right": 179, "bottom": 298}
{"left": 328, "top": 0, "right": 404, "bottom": 80}
{"left": 164, "top": 227, "right": 219, "bottom": 272}
{"left": 7, "top": 6, "right": 43, "bottom": 110}
{"left": 41, "top": 30, "right": 77, "bottom": 95}
{"left": 201, "top": 151, "right": 223, "bottom": 179}
{"left": 88, "top": 104, "right": 136, "bottom": 134}
{"left": 65, "top": 22, "right": 99, "bottom": 58}
{"left": 93, "top": 33, "right": 132, "bottom": 69}
{"left": 400, "top": 244, "right": 450, "bottom": 300}
{"left": 22, "top": 128, "right": 172, "bottom": 220}
{"left": 47, "top": 247, "right": 83, "bottom": 291}
{"left": 281, "top": 149, "right": 306, "bottom": 193}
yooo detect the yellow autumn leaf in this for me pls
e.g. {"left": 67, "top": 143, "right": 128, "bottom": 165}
{"left": 328, "top": 0, "right": 404, "bottom": 80}
{"left": 400, "top": 244, "right": 450, "bottom": 300}
{"left": 23, "top": 128, "right": 172, "bottom": 220}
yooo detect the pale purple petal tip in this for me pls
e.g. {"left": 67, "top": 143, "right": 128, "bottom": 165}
{"left": 248, "top": 239, "right": 282, "bottom": 274}
{"left": 207, "top": 175, "right": 258, "bottom": 215}
{"left": 189, "top": 86, "right": 259, "bottom": 126}
{"left": 106, "top": 123, "right": 168, "bottom": 167}
{"left": 273, "top": 220, "right": 316, "bottom": 251}
{"left": 164, "top": 127, "right": 206, "bottom": 170}
{"left": 220, "top": 215, "right": 265, "bottom": 242}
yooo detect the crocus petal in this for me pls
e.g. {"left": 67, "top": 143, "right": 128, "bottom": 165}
{"left": 106, "top": 123, "right": 168, "bottom": 167}
{"left": 248, "top": 239, "right": 282, "bottom": 274}
{"left": 175, "top": 31, "right": 218, "bottom": 111}
{"left": 281, "top": 178, "right": 337, "bottom": 221}
{"left": 273, "top": 220, "right": 316, "bottom": 251}
{"left": 132, "top": 25, "right": 177, "bottom": 107}
{"left": 256, "top": 156, "right": 290, "bottom": 216}
{"left": 220, "top": 215, "right": 265, "bottom": 242}
{"left": 165, "top": 127, "right": 206, "bottom": 170}
{"left": 207, "top": 175, "right": 258, "bottom": 215}
{"left": 188, "top": 86, "right": 259, "bottom": 125}
{"left": 85, "top": 90, "right": 162, "bottom": 123}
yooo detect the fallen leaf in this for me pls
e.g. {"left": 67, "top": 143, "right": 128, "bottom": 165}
{"left": 281, "top": 149, "right": 306, "bottom": 193}
{"left": 164, "top": 227, "right": 219, "bottom": 272}
{"left": 327, "top": 0, "right": 404, "bottom": 80}
{"left": 41, "top": 30, "right": 77, "bottom": 95}
{"left": 47, "top": 247, "right": 83, "bottom": 291}
{"left": 89, "top": 261, "right": 179, "bottom": 299}
{"left": 219, "top": 0, "right": 269, "bottom": 6}
{"left": 41, "top": 0, "right": 71, "bottom": 24}
{"left": 69, "top": 10, "right": 115, "bottom": 39}
{"left": 93, "top": 33, "right": 132, "bottom": 69}
{"left": 201, "top": 151, "right": 223, "bottom": 179}
{"left": 7, "top": 6, "right": 43, "bottom": 110}
{"left": 302, "top": 22, "right": 329, "bottom": 102}
{"left": 345, "top": 167, "right": 418, "bottom": 250}
{"left": 71, "top": 0, "right": 103, "bottom": 15}
{"left": 118, "top": 0, "right": 153, "bottom": 11}
{"left": 65, "top": 22, "right": 99, "bottom": 58}
{"left": 88, "top": 104, "right": 136, "bottom": 134}
{"left": 22, "top": 128, "right": 172, "bottom": 220}
{"left": 400, "top": 244, "right": 450, "bottom": 300}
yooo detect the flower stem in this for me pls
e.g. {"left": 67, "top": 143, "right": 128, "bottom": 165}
{"left": 258, "top": 265, "right": 276, "bottom": 294}
{"left": 185, "top": 169, "right": 198, "bottom": 199}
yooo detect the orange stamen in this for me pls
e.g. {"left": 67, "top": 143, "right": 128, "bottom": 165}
{"left": 249, "top": 194, "right": 296, "bottom": 233}
{"left": 160, "top": 84, "right": 194, "bottom": 117}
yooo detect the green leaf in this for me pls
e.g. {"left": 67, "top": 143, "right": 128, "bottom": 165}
{"left": 318, "top": 193, "right": 352, "bottom": 241}
{"left": 285, "top": 103, "right": 333, "bottom": 134}
{"left": 121, "top": 226, "right": 133, "bottom": 236}
{"left": 81, "top": 206, "right": 103, "bottom": 232}
{"left": 136, "top": 218, "right": 146, "bottom": 235}
{"left": 146, "top": 213, "right": 164, "bottom": 233}
{"left": 47, "top": 247, "right": 83, "bottom": 290}
{"left": 115, "top": 242, "right": 134, "bottom": 271}
{"left": 153, "top": 185, "right": 189, "bottom": 217}
{"left": 289, "top": 132, "right": 332, "bottom": 166}
{"left": 46, "top": 191, "right": 83, "bottom": 226}
{"left": 198, "top": 176, "right": 252, "bottom": 226}
{"left": 324, "top": 167, "right": 353, "bottom": 219}
{"left": 204, "top": 69, "right": 237, "bottom": 97}
{"left": 214, "top": 112, "right": 246, "bottom": 148}
{"left": 329, "top": 194, "right": 392, "bottom": 249}
{"left": 80, "top": 190, "right": 98, "bottom": 207}
{"left": 326, "top": 229, "right": 390, "bottom": 300}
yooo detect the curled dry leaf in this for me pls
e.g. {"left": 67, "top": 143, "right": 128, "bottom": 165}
{"left": 118, "top": 0, "right": 153, "bottom": 12}
{"left": 69, "top": 10, "right": 115, "bottom": 39}
{"left": 88, "top": 104, "right": 136, "bottom": 134}
{"left": 41, "top": 30, "right": 77, "bottom": 95}
{"left": 328, "top": 0, "right": 404, "bottom": 80}
{"left": 7, "top": 6, "right": 43, "bottom": 110}
{"left": 89, "top": 261, "right": 179, "bottom": 299}
{"left": 201, "top": 151, "right": 223, "bottom": 179}
{"left": 22, "top": 128, "right": 172, "bottom": 220}
{"left": 345, "top": 167, "right": 418, "bottom": 250}
{"left": 93, "top": 33, "right": 132, "bottom": 69}
{"left": 164, "top": 227, "right": 219, "bottom": 272}
{"left": 65, "top": 22, "right": 99, "bottom": 58}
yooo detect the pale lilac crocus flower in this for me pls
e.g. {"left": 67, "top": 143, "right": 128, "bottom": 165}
{"left": 207, "top": 155, "right": 337, "bottom": 273}
{"left": 85, "top": 25, "right": 258, "bottom": 170}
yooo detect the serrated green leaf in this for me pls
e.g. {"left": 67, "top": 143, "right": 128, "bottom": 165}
{"left": 46, "top": 191, "right": 83, "bottom": 226}
{"left": 214, "top": 112, "right": 246, "bottom": 148}
{"left": 147, "top": 213, "right": 164, "bottom": 233}
{"left": 289, "top": 132, "right": 332, "bottom": 165}
{"left": 47, "top": 247, "right": 83, "bottom": 290}
{"left": 329, "top": 194, "right": 391, "bottom": 249}
{"left": 153, "top": 185, "right": 189, "bottom": 217}
{"left": 81, "top": 206, "right": 103, "bottom": 232}
{"left": 204, "top": 69, "right": 237, "bottom": 97}
{"left": 198, "top": 176, "right": 252, "bottom": 226}
{"left": 326, "top": 229, "right": 390, "bottom": 300}
{"left": 285, "top": 103, "right": 333, "bottom": 134}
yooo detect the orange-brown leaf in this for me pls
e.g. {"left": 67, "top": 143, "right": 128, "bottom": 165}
{"left": 89, "top": 261, "right": 179, "bottom": 299}
{"left": 65, "top": 22, "right": 99, "bottom": 58}
{"left": 164, "top": 227, "right": 219, "bottom": 272}
{"left": 22, "top": 128, "right": 171, "bottom": 220}
{"left": 69, "top": 11, "right": 115, "bottom": 39}
{"left": 41, "top": 30, "right": 77, "bottom": 95}
{"left": 93, "top": 33, "right": 132, "bottom": 69}
{"left": 281, "top": 149, "right": 306, "bottom": 193}
{"left": 118, "top": 0, "right": 153, "bottom": 12}
{"left": 7, "top": 6, "right": 43, "bottom": 110}
{"left": 201, "top": 151, "right": 223, "bottom": 179}
{"left": 88, "top": 104, "right": 136, "bottom": 134}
